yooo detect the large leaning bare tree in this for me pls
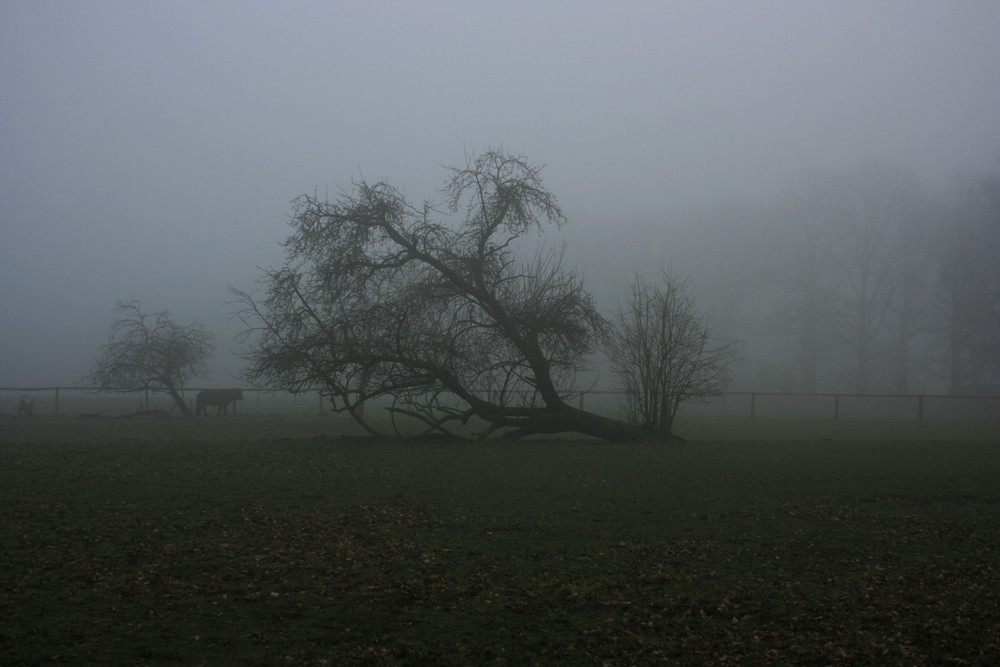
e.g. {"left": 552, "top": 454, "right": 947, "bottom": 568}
{"left": 234, "top": 149, "right": 658, "bottom": 441}
{"left": 84, "top": 300, "right": 215, "bottom": 416}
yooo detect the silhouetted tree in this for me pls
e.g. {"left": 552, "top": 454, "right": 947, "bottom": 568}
{"left": 829, "top": 162, "right": 924, "bottom": 393}
{"left": 765, "top": 171, "right": 841, "bottom": 393}
{"left": 884, "top": 177, "right": 935, "bottom": 393}
{"left": 609, "top": 270, "right": 737, "bottom": 436}
{"left": 762, "top": 164, "right": 939, "bottom": 394}
{"left": 937, "top": 167, "right": 1000, "bottom": 391}
{"left": 234, "top": 149, "right": 654, "bottom": 441}
{"left": 85, "top": 300, "right": 215, "bottom": 416}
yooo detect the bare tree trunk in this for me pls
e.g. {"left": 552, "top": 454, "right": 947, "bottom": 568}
{"left": 894, "top": 285, "right": 912, "bottom": 393}
{"left": 164, "top": 381, "right": 194, "bottom": 417}
{"left": 500, "top": 401, "right": 667, "bottom": 442}
{"left": 856, "top": 334, "right": 869, "bottom": 394}
{"left": 799, "top": 280, "right": 818, "bottom": 394}
{"left": 949, "top": 293, "right": 966, "bottom": 394}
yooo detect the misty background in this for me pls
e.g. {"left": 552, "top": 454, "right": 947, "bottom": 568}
{"left": 2, "top": 1, "right": 998, "bottom": 393}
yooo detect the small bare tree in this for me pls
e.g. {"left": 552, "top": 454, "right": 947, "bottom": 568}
{"left": 85, "top": 300, "right": 215, "bottom": 417}
{"left": 609, "top": 271, "right": 737, "bottom": 438}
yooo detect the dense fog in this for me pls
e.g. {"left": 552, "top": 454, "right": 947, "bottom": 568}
{"left": 2, "top": 1, "right": 998, "bottom": 393}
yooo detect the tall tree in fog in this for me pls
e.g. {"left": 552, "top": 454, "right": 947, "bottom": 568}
{"left": 660, "top": 198, "right": 773, "bottom": 392}
{"left": 886, "top": 184, "right": 935, "bottom": 393}
{"left": 672, "top": 198, "right": 771, "bottom": 358}
{"left": 767, "top": 172, "right": 840, "bottom": 393}
{"left": 829, "top": 162, "right": 924, "bottom": 393}
{"left": 84, "top": 301, "right": 215, "bottom": 417}
{"left": 937, "top": 167, "right": 1000, "bottom": 391}
{"left": 234, "top": 149, "right": 661, "bottom": 441}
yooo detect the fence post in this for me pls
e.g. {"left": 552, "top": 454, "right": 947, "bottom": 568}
{"left": 579, "top": 392, "right": 585, "bottom": 410}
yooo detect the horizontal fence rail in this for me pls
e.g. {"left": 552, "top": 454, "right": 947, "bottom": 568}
{"left": 1, "top": 386, "right": 999, "bottom": 421}
{"left": 573, "top": 390, "right": 1000, "bottom": 422}
{"left": 0, "top": 386, "right": 329, "bottom": 418}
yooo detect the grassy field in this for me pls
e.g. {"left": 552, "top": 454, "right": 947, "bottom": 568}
{"left": 1, "top": 416, "right": 998, "bottom": 665}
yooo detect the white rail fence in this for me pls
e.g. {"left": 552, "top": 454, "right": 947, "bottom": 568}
{"left": 2, "top": 386, "right": 998, "bottom": 421}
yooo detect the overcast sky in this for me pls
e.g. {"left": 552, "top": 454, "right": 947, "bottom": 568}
{"left": 2, "top": 0, "right": 998, "bottom": 387}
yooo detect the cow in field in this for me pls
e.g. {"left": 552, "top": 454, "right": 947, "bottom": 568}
{"left": 195, "top": 389, "right": 244, "bottom": 416}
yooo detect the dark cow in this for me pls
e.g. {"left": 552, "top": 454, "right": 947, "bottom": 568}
{"left": 195, "top": 389, "right": 244, "bottom": 416}
{"left": 18, "top": 393, "right": 33, "bottom": 417}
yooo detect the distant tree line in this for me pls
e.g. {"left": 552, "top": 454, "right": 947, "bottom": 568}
{"left": 674, "top": 160, "right": 1000, "bottom": 394}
